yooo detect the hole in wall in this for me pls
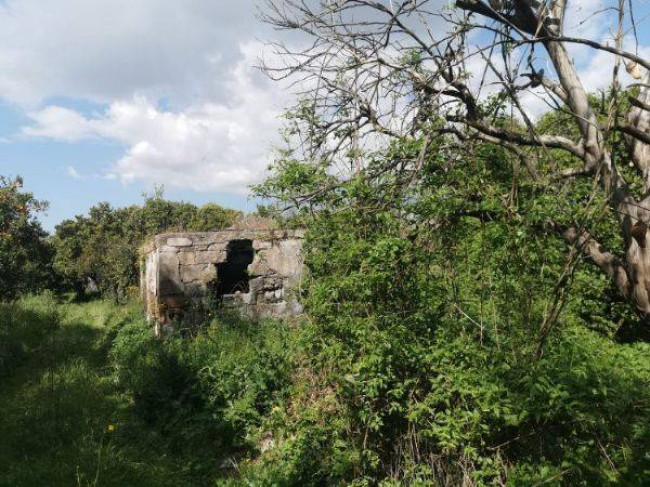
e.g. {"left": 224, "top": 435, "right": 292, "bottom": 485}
{"left": 215, "top": 239, "right": 254, "bottom": 299}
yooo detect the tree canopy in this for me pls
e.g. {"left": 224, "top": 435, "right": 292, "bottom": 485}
{"left": 52, "top": 190, "right": 242, "bottom": 298}
{"left": 0, "top": 176, "right": 54, "bottom": 299}
{"left": 260, "top": 0, "right": 650, "bottom": 330}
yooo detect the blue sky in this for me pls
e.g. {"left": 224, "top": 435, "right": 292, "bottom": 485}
{"left": 0, "top": 0, "right": 281, "bottom": 231}
{"left": 0, "top": 0, "right": 649, "bottom": 232}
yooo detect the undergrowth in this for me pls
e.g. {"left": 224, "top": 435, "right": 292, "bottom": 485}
{"left": 0, "top": 295, "right": 298, "bottom": 486}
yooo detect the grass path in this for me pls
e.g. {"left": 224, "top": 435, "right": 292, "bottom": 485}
{"left": 0, "top": 299, "right": 209, "bottom": 487}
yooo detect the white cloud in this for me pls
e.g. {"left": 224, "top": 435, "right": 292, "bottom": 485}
{"left": 4, "top": 0, "right": 649, "bottom": 197}
{"left": 0, "top": 0, "right": 294, "bottom": 194}
{"left": 0, "top": 0, "right": 264, "bottom": 107}
{"left": 24, "top": 43, "right": 288, "bottom": 193}
{"left": 66, "top": 166, "right": 82, "bottom": 179}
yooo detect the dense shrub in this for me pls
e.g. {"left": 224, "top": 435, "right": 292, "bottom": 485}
{"left": 110, "top": 314, "right": 297, "bottom": 467}
{"left": 224, "top": 126, "right": 650, "bottom": 485}
{"left": 212, "top": 203, "right": 650, "bottom": 486}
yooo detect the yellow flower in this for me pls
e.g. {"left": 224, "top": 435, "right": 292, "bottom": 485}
{"left": 107, "top": 424, "right": 115, "bottom": 433}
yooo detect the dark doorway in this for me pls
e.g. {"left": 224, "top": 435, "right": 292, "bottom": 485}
{"left": 216, "top": 240, "right": 254, "bottom": 298}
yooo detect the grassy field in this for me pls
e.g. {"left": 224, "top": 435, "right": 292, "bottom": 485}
{"left": 0, "top": 296, "right": 214, "bottom": 487}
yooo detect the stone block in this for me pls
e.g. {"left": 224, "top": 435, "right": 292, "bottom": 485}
{"left": 249, "top": 277, "right": 265, "bottom": 294}
{"left": 263, "top": 277, "right": 282, "bottom": 290}
{"left": 179, "top": 252, "right": 196, "bottom": 265}
{"left": 253, "top": 240, "right": 272, "bottom": 250}
{"left": 159, "top": 252, "right": 182, "bottom": 295}
{"left": 264, "top": 239, "right": 303, "bottom": 277}
{"left": 195, "top": 250, "right": 227, "bottom": 264}
{"left": 181, "top": 264, "right": 217, "bottom": 283}
{"left": 167, "top": 237, "right": 193, "bottom": 247}
{"left": 208, "top": 242, "right": 228, "bottom": 251}
{"left": 249, "top": 255, "right": 271, "bottom": 276}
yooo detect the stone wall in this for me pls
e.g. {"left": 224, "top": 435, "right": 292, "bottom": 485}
{"left": 141, "top": 229, "right": 304, "bottom": 333}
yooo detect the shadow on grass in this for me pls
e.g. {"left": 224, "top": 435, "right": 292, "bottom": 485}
{"left": 0, "top": 311, "right": 214, "bottom": 487}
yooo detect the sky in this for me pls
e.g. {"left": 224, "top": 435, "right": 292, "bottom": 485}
{"left": 0, "top": 0, "right": 290, "bottom": 230}
{"left": 1, "top": 0, "right": 649, "bottom": 231}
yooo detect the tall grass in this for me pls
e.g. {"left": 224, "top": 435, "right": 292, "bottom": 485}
{"left": 0, "top": 295, "right": 219, "bottom": 486}
{"left": 110, "top": 313, "right": 298, "bottom": 475}
{"left": 0, "top": 292, "right": 60, "bottom": 378}
{"left": 0, "top": 295, "right": 301, "bottom": 486}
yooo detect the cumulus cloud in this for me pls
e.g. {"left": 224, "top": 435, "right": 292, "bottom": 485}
{"left": 0, "top": 0, "right": 299, "bottom": 194}
{"left": 4, "top": 0, "right": 650, "bottom": 196}
{"left": 0, "top": 0, "right": 264, "bottom": 106}
{"left": 24, "top": 43, "right": 287, "bottom": 193}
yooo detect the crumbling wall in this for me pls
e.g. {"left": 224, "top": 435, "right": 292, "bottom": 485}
{"left": 141, "top": 229, "right": 304, "bottom": 332}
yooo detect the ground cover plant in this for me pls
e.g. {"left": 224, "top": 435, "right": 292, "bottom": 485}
{"left": 0, "top": 294, "right": 299, "bottom": 486}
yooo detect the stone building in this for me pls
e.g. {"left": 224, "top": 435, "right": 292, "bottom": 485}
{"left": 141, "top": 228, "right": 304, "bottom": 333}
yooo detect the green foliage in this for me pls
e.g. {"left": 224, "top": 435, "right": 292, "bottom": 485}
{"left": 5, "top": 91, "right": 650, "bottom": 485}
{"left": 110, "top": 314, "right": 297, "bottom": 470}
{"left": 52, "top": 190, "right": 241, "bottom": 297}
{"left": 0, "top": 176, "right": 55, "bottom": 299}
{"left": 218, "top": 120, "right": 650, "bottom": 485}
{"left": 0, "top": 296, "right": 260, "bottom": 487}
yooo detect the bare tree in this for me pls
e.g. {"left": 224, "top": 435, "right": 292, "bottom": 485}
{"left": 260, "top": 0, "right": 650, "bottom": 325}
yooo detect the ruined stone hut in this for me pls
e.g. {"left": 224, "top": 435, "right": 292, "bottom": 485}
{"left": 141, "top": 228, "right": 304, "bottom": 333}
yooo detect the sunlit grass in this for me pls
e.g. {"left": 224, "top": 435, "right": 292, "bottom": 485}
{"left": 0, "top": 295, "right": 211, "bottom": 487}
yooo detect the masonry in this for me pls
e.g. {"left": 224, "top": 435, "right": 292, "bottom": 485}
{"left": 141, "top": 228, "right": 304, "bottom": 334}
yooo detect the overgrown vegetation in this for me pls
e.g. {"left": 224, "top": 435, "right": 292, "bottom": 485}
{"left": 220, "top": 106, "right": 650, "bottom": 484}
{"left": 0, "top": 295, "right": 297, "bottom": 486}
{"left": 4, "top": 1, "right": 650, "bottom": 481}
{"left": 4, "top": 113, "right": 650, "bottom": 484}
{"left": 0, "top": 293, "right": 59, "bottom": 377}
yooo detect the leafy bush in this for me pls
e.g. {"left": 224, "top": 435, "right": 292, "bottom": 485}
{"left": 229, "top": 129, "right": 650, "bottom": 485}
{"left": 110, "top": 314, "right": 297, "bottom": 468}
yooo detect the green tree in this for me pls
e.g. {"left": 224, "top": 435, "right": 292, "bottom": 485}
{"left": 261, "top": 0, "right": 650, "bottom": 329}
{"left": 52, "top": 193, "right": 241, "bottom": 299}
{"left": 0, "top": 176, "right": 54, "bottom": 299}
